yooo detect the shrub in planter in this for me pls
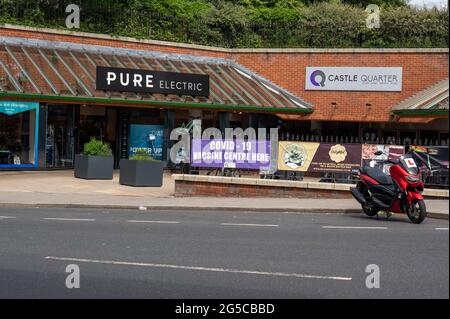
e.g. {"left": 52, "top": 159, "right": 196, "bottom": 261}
{"left": 119, "top": 150, "right": 164, "bottom": 187}
{"left": 74, "top": 138, "right": 114, "bottom": 180}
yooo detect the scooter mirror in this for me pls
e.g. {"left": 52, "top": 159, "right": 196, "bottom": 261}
{"left": 374, "top": 150, "right": 384, "bottom": 156}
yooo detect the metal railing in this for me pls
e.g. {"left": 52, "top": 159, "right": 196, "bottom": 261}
{"left": 278, "top": 133, "right": 449, "bottom": 147}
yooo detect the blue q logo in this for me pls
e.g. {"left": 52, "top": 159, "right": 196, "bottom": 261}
{"left": 310, "top": 70, "right": 326, "bottom": 87}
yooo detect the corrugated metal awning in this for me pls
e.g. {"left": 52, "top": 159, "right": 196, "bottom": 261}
{"left": 392, "top": 78, "right": 448, "bottom": 116}
{"left": 0, "top": 36, "right": 313, "bottom": 114}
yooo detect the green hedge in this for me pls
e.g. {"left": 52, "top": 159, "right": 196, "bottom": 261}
{"left": 0, "top": 0, "right": 448, "bottom": 48}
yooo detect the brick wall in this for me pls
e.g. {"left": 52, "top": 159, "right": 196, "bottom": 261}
{"left": 174, "top": 178, "right": 447, "bottom": 198}
{"left": 0, "top": 26, "right": 231, "bottom": 58}
{"left": 232, "top": 52, "right": 449, "bottom": 122}
{"left": 1, "top": 25, "right": 448, "bottom": 123}
{"left": 175, "top": 180, "right": 352, "bottom": 198}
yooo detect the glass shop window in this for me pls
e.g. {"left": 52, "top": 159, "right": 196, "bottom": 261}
{"left": 0, "top": 109, "right": 37, "bottom": 166}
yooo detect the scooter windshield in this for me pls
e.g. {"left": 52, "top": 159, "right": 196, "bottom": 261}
{"left": 400, "top": 156, "right": 420, "bottom": 175}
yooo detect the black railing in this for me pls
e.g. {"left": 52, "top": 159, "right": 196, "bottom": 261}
{"left": 278, "top": 133, "right": 449, "bottom": 147}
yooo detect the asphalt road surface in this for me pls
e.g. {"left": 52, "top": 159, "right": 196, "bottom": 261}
{"left": 0, "top": 207, "right": 448, "bottom": 299}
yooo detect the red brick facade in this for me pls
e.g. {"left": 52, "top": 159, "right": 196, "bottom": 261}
{"left": 174, "top": 179, "right": 447, "bottom": 199}
{"left": 233, "top": 52, "right": 448, "bottom": 122}
{"left": 0, "top": 25, "right": 448, "bottom": 123}
{"left": 175, "top": 180, "right": 352, "bottom": 199}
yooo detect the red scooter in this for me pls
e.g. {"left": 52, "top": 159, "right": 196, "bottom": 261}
{"left": 351, "top": 150, "right": 427, "bottom": 224}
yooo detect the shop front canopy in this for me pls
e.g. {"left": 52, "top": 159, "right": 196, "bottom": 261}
{"left": 0, "top": 36, "right": 313, "bottom": 114}
{"left": 392, "top": 78, "right": 449, "bottom": 117}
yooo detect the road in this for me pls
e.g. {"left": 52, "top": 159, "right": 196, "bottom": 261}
{"left": 0, "top": 207, "right": 448, "bottom": 299}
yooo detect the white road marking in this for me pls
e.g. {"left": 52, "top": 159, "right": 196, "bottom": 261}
{"left": 220, "top": 223, "right": 279, "bottom": 227}
{"left": 0, "top": 216, "right": 17, "bottom": 219}
{"left": 44, "top": 256, "right": 352, "bottom": 281}
{"left": 322, "top": 226, "right": 387, "bottom": 230}
{"left": 435, "top": 228, "right": 449, "bottom": 231}
{"left": 127, "top": 220, "right": 180, "bottom": 224}
{"left": 43, "top": 218, "right": 96, "bottom": 222}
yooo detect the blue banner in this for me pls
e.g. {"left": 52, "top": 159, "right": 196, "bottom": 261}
{"left": 0, "top": 101, "right": 39, "bottom": 115}
{"left": 128, "top": 124, "right": 164, "bottom": 160}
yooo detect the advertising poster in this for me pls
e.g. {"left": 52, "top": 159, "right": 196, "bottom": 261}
{"left": 277, "top": 142, "right": 320, "bottom": 172}
{"left": 128, "top": 124, "right": 164, "bottom": 160}
{"left": 361, "top": 144, "right": 405, "bottom": 174}
{"left": 388, "top": 145, "right": 405, "bottom": 161}
{"left": 278, "top": 142, "right": 362, "bottom": 173}
{"left": 410, "top": 145, "right": 449, "bottom": 171}
{"left": 191, "top": 139, "right": 271, "bottom": 170}
{"left": 308, "top": 143, "right": 362, "bottom": 173}
{"left": 361, "top": 144, "right": 388, "bottom": 167}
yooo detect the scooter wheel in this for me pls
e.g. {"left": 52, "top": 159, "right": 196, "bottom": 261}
{"left": 357, "top": 182, "right": 378, "bottom": 217}
{"left": 362, "top": 205, "right": 378, "bottom": 217}
{"left": 407, "top": 200, "right": 427, "bottom": 224}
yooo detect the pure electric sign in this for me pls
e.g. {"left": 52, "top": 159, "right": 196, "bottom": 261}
{"left": 96, "top": 66, "right": 210, "bottom": 97}
{"left": 305, "top": 67, "right": 402, "bottom": 91}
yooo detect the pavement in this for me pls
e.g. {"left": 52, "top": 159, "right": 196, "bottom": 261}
{"left": 0, "top": 207, "right": 448, "bottom": 298}
{"left": 0, "top": 170, "right": 448, "bottom": 219}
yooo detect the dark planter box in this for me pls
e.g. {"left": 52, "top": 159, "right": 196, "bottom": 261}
{"left": 119, "top": 159, "right": 164, "bottom": 187}
{"left": 74, "top": 154, "right": 114, "bottom": 180}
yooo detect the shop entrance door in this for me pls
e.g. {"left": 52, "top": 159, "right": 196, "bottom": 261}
{"left": 76, "top": 105, "right": 119, "bottom": 167}
{"left": 78, "top": 105, "right": 107, "bottom": 150}
{"left": 46, "top": 105, "right": 75, "bottom": 168}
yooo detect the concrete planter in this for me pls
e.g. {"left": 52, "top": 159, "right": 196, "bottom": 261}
{"left": 119, "top": 159, "right": 164, "bottom": 187}
{"left": 74, "top": 154, "right": 114, "bottom": 180}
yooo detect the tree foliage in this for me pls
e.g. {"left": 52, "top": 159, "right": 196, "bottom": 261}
{"left": 0, "top": 0, "right": 447, "bottom": 48}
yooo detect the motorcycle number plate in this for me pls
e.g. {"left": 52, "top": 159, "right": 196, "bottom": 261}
{"left": 405, "top": 158, "right": 416, "bottom": 168}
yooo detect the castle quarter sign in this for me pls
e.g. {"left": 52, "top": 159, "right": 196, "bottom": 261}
{"left": 96, "top": 66, "right": 210, "bottom": 97}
